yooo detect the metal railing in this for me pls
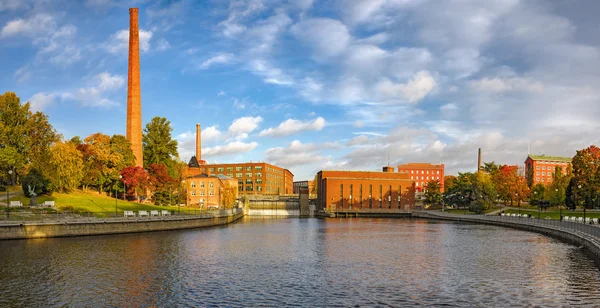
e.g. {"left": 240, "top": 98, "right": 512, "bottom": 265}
{"left": 0, "top": 208, "right": 242, "bottom": 224}
{"left": 418, "top": 211, "right": 600, "bottom": 239}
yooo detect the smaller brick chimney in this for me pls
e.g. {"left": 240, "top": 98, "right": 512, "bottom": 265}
{"left": 196, "top": 123, "right": 201, "bottom": 163}
{"left": 382, "top": 166, "right": 395, "bottom": 173}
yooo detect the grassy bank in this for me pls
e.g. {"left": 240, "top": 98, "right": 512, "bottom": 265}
{"left": 501, "top": 209, "right": 600, "bottom": 220}
{"left": 3, "top": 190, "right": 201, "bottom": 215}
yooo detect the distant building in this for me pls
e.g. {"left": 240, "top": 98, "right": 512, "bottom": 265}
{"left": 185, "top": 123, "right": 293, "bottom": 195}
{"left": 184, "top": 174, "right": 238, "bottom": 208}
{"left": 524, "top": 154, "right": 571, "bottom": 186}
{"left": 396, "top": 163, "right": 445, "bottom": 193}
{"left": 315, "top": 168, "right": 416, "bottom": 212}
{"left": 293, "top": 180, "right": 314, "bottom": 194}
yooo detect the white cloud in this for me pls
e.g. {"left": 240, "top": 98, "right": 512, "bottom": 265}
{"left": 199, "top": 53, "right": 234, "bottom": 69}
{"left": 203, "top": 141, "right": 258, "bottom": 156}
{"left": 155, "top": 38, "right": 171, "bottom": 51}
{"left": 228, "top": 116, "right": 263, "bottom": 136}
{"left": 0, "top": 0, "right": 26, "bottom": 11}
{"left": 259, "top": 117, "right": 326, "bottom": 137}
{"left": 375, "top": 71, "right": 437, "bottom": 103}
{"left": 264, "top": 140, "right": 339, "bottom": 167}
{"left": 0, "top": 13, "right": 56, "bottom": 38}
{"left": 28, "top": 92, "right": 58, "bottom": 111}
{"left": 104, "top": 28, "right": 153, "bottom": 54}
{"left": 290, "top": 18, "right": 352, "bottom": 59}
{"left": 74, "top": 72, "right": 125, "bottom": 107}
{"left": 470, "top": 77, "right": 544, "bottom": 93}
{"left": 249, "top": 59, "right": 294, "bottom": 85}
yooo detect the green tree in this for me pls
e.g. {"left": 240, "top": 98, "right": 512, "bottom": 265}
{"left": 482, "top": 161, "right": 500, "bottom": 176}
{"left": 570, "top": 145, "right": 600, "bottom": 209}
{"left": 470, "top": 172, "right": 497, "bottom": 214}
{"left": 220, "top": 180, "right": 237, "bottom": 209}
{"left": 110, "top": 134, "right": 135, "bottom": 171}
{"left": 82, "top": 133, "right": 122, "bottom": 193}
{"left": 143, "top": 117, "right": 179, "bottom": 175}
{"left": 21, "top": 169, "right": 51, "bottom": 206}
{"left": 424, "top": 180, "right": 443, "bottom": 208}
{"left": 530, "top": 183, "right": 545, "bottom": 206}
{"left": 546, "top": 166, "right": 571, "bottom": 207}
{"left": 47, "top": 140, "right": 84, "bottom": 193}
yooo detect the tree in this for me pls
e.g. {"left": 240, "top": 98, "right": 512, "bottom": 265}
{"left": 82, "top": 133, "right": 122, "bottom": 193}
{"left": 21, "top": 169, "right": 51, "bottom": 206}
{"left": 120, "top": 166, "right": 149, "bottom": 202}
{"left": 220, "top": 180, "right": 237, "bottom": 209}
{"left": 493, "top": 165, "right": 529, "bottom": 206}
{"left": 0, "top": 92, "right": 59, "bottom": 182}
{"left": 546, "top": 166, "right": 571, "bottom": 207}
{"left": 424, "top": 180, "right": 443, "bottom": 208}
{"left": 443, "top": 172, "right": 473, "bottom": 210}
{"left": 148, "top": 163, "right": 175, "bottom": 205}
{"left": 47, "top": 140, "right": 84, "bottom": 193}
{"left": 312, "top": 174, "right": 319, "bottom": 195}
{"left": 470, "top": 172, "right": 497, "bottom": 214}
{"left": 110, "top": 134, "right": 135, "bottom": 171}
{"left": 142, "top": 117, "right": 179, "bottom": 176}
{"left": 444, "top": 175, "right": 457, "bottom": 192}
{"left": 530, "top": 183, "right": 545, "bottom": 206}
{"left": 482, "top": 161, "right": 500, "bottom": 176}
{"left": 570, "top": 145, "right": 600, "bottom": 209}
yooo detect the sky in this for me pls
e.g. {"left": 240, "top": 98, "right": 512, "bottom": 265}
{"left": 1, "top": 0, "right": 599, "bottom": 181}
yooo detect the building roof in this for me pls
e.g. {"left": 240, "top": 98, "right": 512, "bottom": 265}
{"left": 188, "top": 156, "right": 199, "bottom": 168}
{"left": 527, "top": 154, "right": 571, "bottom": 162}
{"left": 397, "top": 162, "right": 444, "bottom": 169}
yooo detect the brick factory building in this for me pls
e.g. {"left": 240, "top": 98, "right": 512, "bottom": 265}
{"left": 184, "top": 174, "right": 238, "bottom": 208}
{"left": 396, "top": 163, "right": 445, "bottom": 193}
{"left": 293, "top": 180, "right": 314, "bottom": 195}
{"left": 185, "top": 124, "right": 293, "bottom": 195}
{"left": 315, "top": 168, "right": 416, "bottom": 212}
{"left": 524, "top": 154, "right": 571, "bottom": 186}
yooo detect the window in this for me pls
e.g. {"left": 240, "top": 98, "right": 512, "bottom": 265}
{"left": 536, "top": 177, "right": 540, "bottom": 181}
{"left": 536, "top": 166, "right": 540, "bottom": 170}
{"left": 236, "top": 173, "right": 242, "bottom": 178}
{"left": 238, "top": 180, "right": 243, "bottom": 185}
{"left": 379, "top": 185, "right": 383, "bottom": 208}
{"left": 542, "top": 166, "right": 546, "bottom": 170}
{"left": 411, "top": 170, "right": 414, "bottom": 174}
{"left": 209, "top": 182, "right": 214, "bottom": 187}
{"left": 227, "top": 173, "right": 233, "bottom": 177}
{"left": 536, "top": 172, "right": 540, "bottom": 176}
{"left": 389, "top": 185, "right": 392, "bottom": 208}
{"left": 426, "top": 171, "right": 429, "bottom": 174}
{"left": 398, "top": 185, "right": 402, "bottom": 208}
{"left": 209, "top": 190, "right": 214, "bottom": 196}
{"left": 437, "top": 171, "right": 440, "bottom": 174}
{"left": 239, "top": 186, "right": 244, "bottom": 191}
{"left": 246, "top": 179, "right": 252, "bottom": 184}
{"left": 421, "top": 171, "right": 424, "bottom": 174}
{"left": 542, "top": 172, "right": 546, "bottom": 176}
{"left": 541, "top": 178, "right": 545, "bottom": 182}
{"left": 236, "top": 166, "right": 243, "bottom": 171}
{"left": 200, "top": 190, "right": 205, "bottom": 196}
{"left": 200, "top": 182, "right": 205, "bottom": 188}
{"left": 217, "top": 167, "right": 224, "bottom": 172}
{"left": 246, "top": 173, "right": 252, "bottom": 178}
{"left": 226, "top": 167, "right": 233, "bottom": 171}
{"left": 191, "top": 182, "right": 196, "bottom": 188}
{"left": 421, "top": 176, "right": 424, "bottom": 180}
{"left": 340, "top": 184, "right": 344, "bottom": 208}
{"left": 256, "top": 179, "right": 263, "bottom": 184}
{"left": 255, "top": 166, "right": 263, "bottom": 170}
{"left": 359, "top": 184, "right": 363, "bottom": 208}
{"left": 369, "top": 185, "right": 373, "bottom": 208}
{"left": 246, "top": 166, "right": 252, "bottom": 171}
{"left": 349, "top": 184, "right": 353, "bottom": 208}
{"left": 191, "top": 190, "right": 196, "bottom": 196}
{"left": 427, "top": 176, "right": 429, "bottom": 180}
{"left": 257, "top": 186, "right": 262, "bottom": 191}
{"left": 255, "top": 172, "right": 262, "bottom": 178}
{"left": 209, "top": 168, "right": 215, "bottom": 172}
{"left": 246, "top": 186, "right": 253, "bottom": 191}
{"left": 411, "top": 176, "right": 413, "bottom": 180}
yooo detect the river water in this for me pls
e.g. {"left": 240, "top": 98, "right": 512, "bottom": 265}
{"left": 1, "top": 217, "right": 600, "bottom": 307}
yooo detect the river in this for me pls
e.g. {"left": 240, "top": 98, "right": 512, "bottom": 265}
{"left": 1, "top": 217, "right": 600, "bottom": 307}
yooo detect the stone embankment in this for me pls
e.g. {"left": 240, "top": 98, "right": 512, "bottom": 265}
{"left": 0, "top": 210, "right": 244, "bottom": 240}
{"left": 413, "top": 211, "right": 600, "bottom": 262}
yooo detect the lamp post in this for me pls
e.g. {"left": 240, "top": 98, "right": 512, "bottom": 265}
{"left": 516, "top": 193, "right": 520, "bottom": 215}
{"left": 6, "top": 170, "right": 12, "bottom": 219}
{"left": 556, "top": 188, "right": 561, "bottom": 220}
{"left": 534, "top": 191, "right": 539, "bottom": 219}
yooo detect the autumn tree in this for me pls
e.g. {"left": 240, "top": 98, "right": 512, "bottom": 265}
{"left": 545, "top": 166, "right": 571, "bottom": 207}
{"left": 21, "top": 169, "right": 51, "bottom": 206}
{"left": 0, "top": 92, "right": 59, "bottom": 182}
{"left": 444, "top": 175, "right": 457, "bottom": 192}
{"left": 220, "top": 180, "right": 238, "bottom": 210}
{"left": 120, "top": 166, "right": 149, "bottom": 202}
{"left": 142, "top": 117, "right": 179, "bottom": 176}
{"left": 482, "top": 161, "right": 500, "bottom": 176}
{"left": 148, "top": 163, "right": 175, "bottom": 205}
{"left": 443, "top": 172, "right": 473, "bottom": 210}
{"left": 469, "top": 172, "right": 497, "bottom": 214}
{"left": 47, "top": 140, "right": 84, "bottom": 193}
{"left": 493, "top": 165, "right": 529, "bottom": 206}
{"left": 569, "top": 145, "right": 600, "bottom": 209}
{"left": 424, "top": 180, "right": 443, "bottom": 208}
{"left": 530, "top": 183, "right": 545, "bottom": 206}
{"left": 81, "top": 133, "right": 131, "bottom": 193}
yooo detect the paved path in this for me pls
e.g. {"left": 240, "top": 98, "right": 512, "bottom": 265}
{"left": 0, "top": 190, "right": 23, "bottom": 206}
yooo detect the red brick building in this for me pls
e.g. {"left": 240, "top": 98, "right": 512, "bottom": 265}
{"left": 315, "top": 169, "right": 415, "bottom": 212}
{"left": 184, "top": 174, "right": 238, "bottom": 208}
{"left": 524, "top": 154, "right": 571, "bottom": 186}
{"left": 396, "top": 163, "right": 445, "bottom": 192}
{"left": 293, "top": 180, "right": 314, "bottom": 194}
{"left": 185, "top": 123, "right": 293, "bottom": 195}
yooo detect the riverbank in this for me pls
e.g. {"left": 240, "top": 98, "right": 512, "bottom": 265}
{"left": 413, "top": 211, "right": 600, "bottom": 262}
{"left": 0, "top": 209, "right": 244, "bottom": 240}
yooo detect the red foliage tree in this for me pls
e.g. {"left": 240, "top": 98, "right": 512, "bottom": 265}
{"left": 148, "top": 163, "right": 175, "bottom": 191}
{"left": 120, "top": 166, "right": 149, "bottom": 201}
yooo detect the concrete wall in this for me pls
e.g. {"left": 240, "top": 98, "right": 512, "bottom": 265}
{"left": 247, "top": 209, "right": 300, "bottom": 216}
{"left": 0, "top": 211, "right": 244, "bottom": 240}
{"left": 413, "top": 212, "right": 600, "bottom": 262}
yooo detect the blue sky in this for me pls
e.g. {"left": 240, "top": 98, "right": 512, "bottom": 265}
{"left": 1, "top": 0, "right": 599, "bottom": 181}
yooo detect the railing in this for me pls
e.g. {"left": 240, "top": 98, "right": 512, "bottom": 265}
{"left": 0, "top": 208, "right": 243, "bottom": 224}
{"left": 418, "top": 211, "right": 600, "bottom": 239}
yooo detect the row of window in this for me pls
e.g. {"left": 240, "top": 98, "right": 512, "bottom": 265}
{"left": 536, "top": 161, "right": 568, "bottom": 165}
{"left": 205, "top": 165, "right": 264, "bottom": 172}
{"left": 339, "top": 184, "right": 402, "bottom": 209}
{"left": 410, "top": 176, "right": 440, "bottom": 182}
{"left": 190, "top": 181, "right": 214, "bottom": 188}
{"left": 409, "top": 170, "right": 441, "bottom": 175}
{"left": 535, "top": 177, "right": 553, "bottom": 182}
{"left": 190, "top": 189, "right": 215, "bottom": 196}
{"left": 536, "top": 165, "right": 566, "bottom": 170}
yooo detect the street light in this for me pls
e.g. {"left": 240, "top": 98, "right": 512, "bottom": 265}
{"left": 6, "top": 170, "right": 12, "bottom": 219}
{"left": 534, "top": 191, "right": 540, "bottom": 219}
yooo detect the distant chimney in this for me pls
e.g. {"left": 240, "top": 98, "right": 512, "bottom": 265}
{"left": 478, "top": 148, "right": 482, "bottom": 172}
{"left": 383, "top": 166, "right": 394, "bottom": 173}
{"left": 196, "top": 123, "right": 201, "bottom": 163}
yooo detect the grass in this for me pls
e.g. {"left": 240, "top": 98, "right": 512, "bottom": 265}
{"left": 3, "top": 190, "right": 202, "bottom": 216}
{"left": 445, "top": 207, "right": 501, "bottom": 215}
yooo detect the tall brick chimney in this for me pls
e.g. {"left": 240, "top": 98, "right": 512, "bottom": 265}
{"left": 126, "top": 8, "right": 143, "bottom": 167}
{"left": 196, "top": 123, "right": 201, "bottom": 162}
{"left": 478, "top": 148, "right": 482, "bottom": 172}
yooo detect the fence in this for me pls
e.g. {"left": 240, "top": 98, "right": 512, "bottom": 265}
{"left": 0, "top": 208, "right": 243, "bottom": 223}
{"left": 417, "top": 211, "right": 600, "bottom": 239}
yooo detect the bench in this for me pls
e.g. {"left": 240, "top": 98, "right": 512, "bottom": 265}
{"left": 43, "top": 201, "right": 55, "bottom": 208}
{"left": 9, "top": 201, "right": 22, "bottom": 207}
{"left": 138, "top": 210, "right": 149, "bottom": 217}
{"left": 150, "top": 210, "right": 159, "bottom": 217}
{"left": 161, "top": 210, "right": 170, "bottom": 216}
{"left": 124, "top": 211, "right": 136, "bottom": 217}
{"left": 577, "top": 217, "right": 584, "bottom": 223}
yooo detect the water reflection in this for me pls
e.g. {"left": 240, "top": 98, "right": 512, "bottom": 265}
{"left": 1, "top": 217, "right": 600, "bottom": 307}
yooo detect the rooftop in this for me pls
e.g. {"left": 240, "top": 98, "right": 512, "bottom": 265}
{"left": 527, "top": 154, "right": 572, "bottom": 162}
